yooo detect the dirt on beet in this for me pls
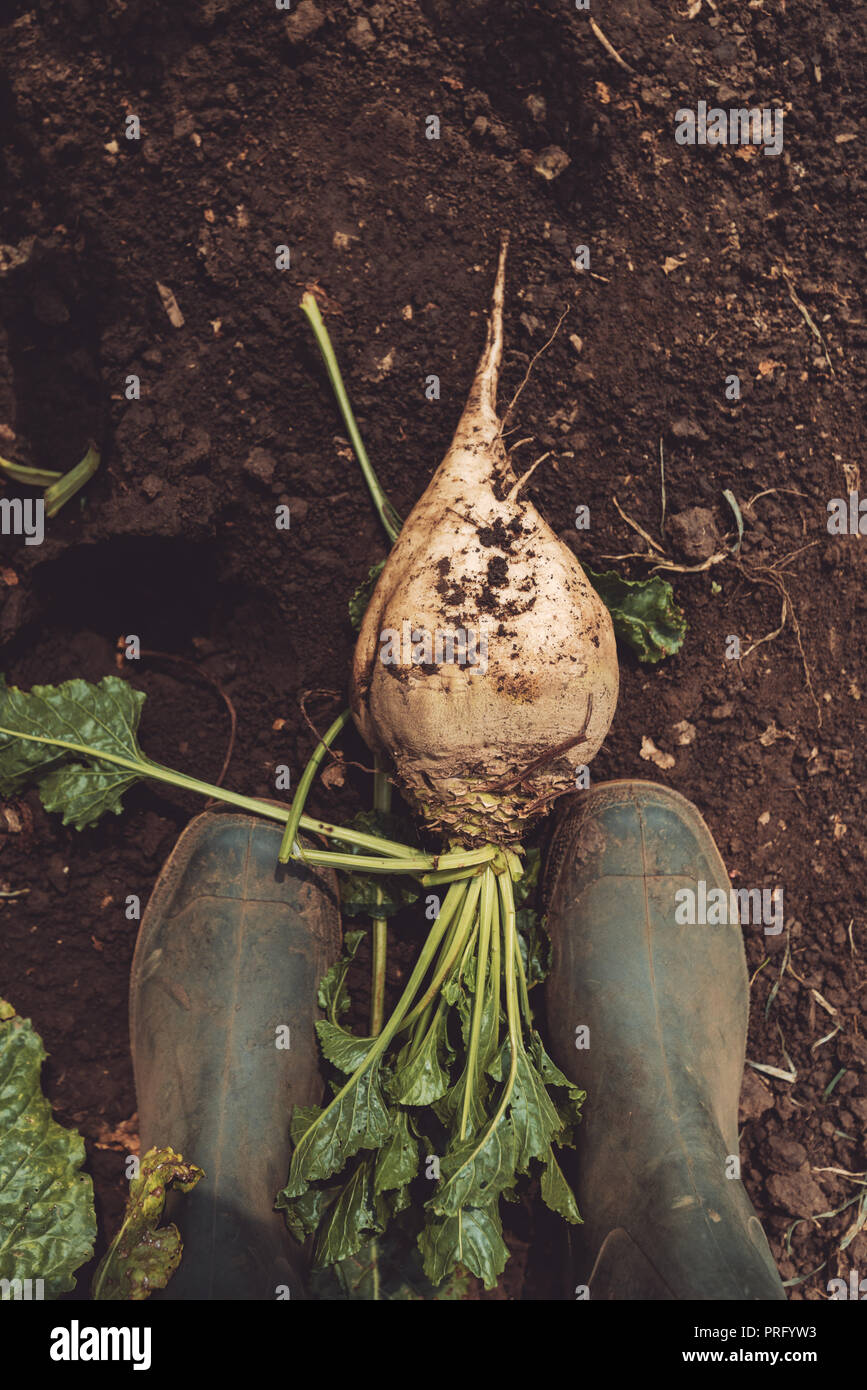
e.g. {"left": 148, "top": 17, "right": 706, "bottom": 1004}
{"left": 1, "top": 0, "right": 865, "bottom": 1301}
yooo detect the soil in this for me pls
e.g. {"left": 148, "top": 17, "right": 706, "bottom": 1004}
{"left": 1, "top": 0, "right": 865, "bottom": 1301}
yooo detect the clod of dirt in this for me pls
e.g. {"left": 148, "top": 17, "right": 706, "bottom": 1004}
{"left": 765, "top": 1135, "right": 808, "bottom": 1172}
{"left": 667, "top": 506, "right": 721, "bottom": 561}
{"left": 739, "top": 1069, "right": 775, "bottom": 1124}
{"left": 285, "top": 0, "right": 325, "bottom": 45}
{"left": 533, "top": 146, "right": 570, "bottom": 181}
{"left": 765, "top": 1171, "right": 825, "bottom": 1214}
{"left": 348, "top": 16, "right": 376, "bottom": 50}
{"left": 243, "top": 447, "right": 277, "bottom": 486}
{"left": 524, "top": 94, "right": 547, "bottom": 123}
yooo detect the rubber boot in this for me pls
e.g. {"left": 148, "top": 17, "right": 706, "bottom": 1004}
{"left": 544, "top": 781, "right": 786, "bottom": 1301}
{"left": 130, "top": 811, "right": 341, "bottom": 1300}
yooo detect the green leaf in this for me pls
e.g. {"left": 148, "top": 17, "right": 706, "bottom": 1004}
{"left": 513, "top": 846, "right": 540, "bottom": 909}
{"left": 529, "top": 1033, "right": 585, "bottom": 1111}
{"left": 280, "top": 1062, "right": 392, "bottom": 1199}
{"left": 91, "top": 1146, "right": 204, "bottom": 1300}
{"left": 584, "top": 567, "right": 687, "bottom": 664}
{"left": 428, "top": 1120, "right": 517, "bottom": 1216}
{"left": 434, "top": 971, "right": 498, "bottom": 1134}
{"left": 433, "top": 1067, "right": 489, "bottom": 1137}
{"left": 311, "top": 1227, "right": 471, "bottom": 1301}
{"left": 528, "top": 1033, "right": 585, "bottom": 1147}
{"left": 509, "top": 1046, "right": 563, "bottom": 1172}
{"left": 349, "top": 561, "right": 386, "bottom": 631}
{"left": 289, "top": 1103, "right": 323, "bottom": 1148}
{"left": 388, "top": 1008, "right": 452, "bottom": 1106}
{"left": 313, "top": 1158, "right": 385, "bottom": 1268}
{"left": 418, "top": 1204, "right": 509, "bottom": 1291}
{"left": 375, "top": 1108, "right": 418, "bottom": 1195}
{"left": 280, "top": 1183, "right": 339, "bottom": 1243}
{"left": 0, "top": 1000, "right": 96, "bottom": 1297}
{"left": 539, "top": 1146, "right": 582, "bottom": 1225}
{"left": 517, "top": 909, "right": 552, "bottom": 988}
{"left": 317, "top": 929, "right": 365, "bottom": 1022}
{"left": 315, "top": 1020, "right": 377, "bottom": 1075}
{"left": 0, "top": 675, "right": 148, "bottom": 829}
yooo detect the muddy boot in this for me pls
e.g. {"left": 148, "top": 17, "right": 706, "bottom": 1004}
{"left": 130, "top": 811, "right": 341, "bottom": 1300}
{"left": 544, "top": 781, "right": 786, "bottom": 1301}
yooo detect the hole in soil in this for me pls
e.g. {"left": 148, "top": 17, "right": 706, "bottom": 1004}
{"left": 29, "top": 536, "right": 220, "bottom": 650}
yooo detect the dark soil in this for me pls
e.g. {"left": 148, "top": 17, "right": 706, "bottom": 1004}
{"left": 1, "top": 0, "right": 865, "bottom": 1300}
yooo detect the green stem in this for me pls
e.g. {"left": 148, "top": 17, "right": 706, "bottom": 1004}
{"left": 408, "top": 995, "right": 437, "bottom": 1055}
{"left": 0, "top": 724, "right": 426, "bottom": 862}
{"left": 44, "top": 443, "right": 100, "bottom": 517}
{"left": 0, "top": 455, "right": 62, "bottom": 485}
{"left": 419, "top": 864, "right": 487, "bottom": 887}
{"left": 0, "top": 724, "right": 508, "bottom": 878}
{"left": 369, "top": 761, "right": 391, "bottom": 1037}
{"left": 514, "top": 930, "right": 533, "bottom": 1025}
{"left": 397, "top": 877, "right": 481, "bottom": 1033}
{"left": 278, "top": 710, "right": 351, "bottom": 863}
{"left": 393, "top": 881, "right": 469, "bottom": 1059}
{"left": 291, "top": 883, "right": 463, "bottom": 1159}
{"left": 449, "top": 870, "right": 520, "bottom": 1189}
{"left": 301, "top": 293, "right": 402, "bottom": 545}
{"left": 459, "top": 868, "right": 494, "bottom": 1140}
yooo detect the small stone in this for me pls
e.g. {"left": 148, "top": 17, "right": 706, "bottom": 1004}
{"left": 472, "top": 115, "right": 490, "bottom": 137}
{"left": 672, "top": 719, "right": 696, "bottom": 746}
{"left": 332, "top": 230, "right": 357, "bottom": 250}
{"left": 173, "top": 112, "right": 195, "bottom": 140}
{"left": 709, "top": 702, "right": 734, "bottom": 721}
{"left": 568, "top": 333, "right": 584, "bottom": 355}
{"left": 141, "top": 474, "right": 163, "bottom": 499}
{"left": 284, "top": 0, "right": 324, "bottom": 45}
{"left": 533, "top": 146, "right": 570, "bottom": 181}
{"left": 524, "top": 93, "right": 547, "bottom": 123}
{"left": 670, "top": 416, "right": 709, "bottom": 440}
{"left": 244, "top": 447, "right": 276, "bottom": 485}
{"left": 639, "top": 735, "right": 675, "bottom": 771}
{"left": 348, "top": 15, "right": 375, "bottom": 50}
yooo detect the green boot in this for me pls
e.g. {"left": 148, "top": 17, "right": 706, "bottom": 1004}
{"left": 544, "top": 781, "right": 786, "bottom": 1301}
{"left": 130, "top": 811, "right": 341, "bottom": 1300}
